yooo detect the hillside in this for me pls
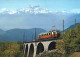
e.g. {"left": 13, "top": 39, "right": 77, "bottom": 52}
{"left": 36, "top": 49, "right": 64, "bottom": 57}
{"left": 36, "top": 50, "right": 80, "bottom": 57}
{"left": 0, "top": 28, "right": 46, "bottom": 42}
{"left": 65, "top": 23, "right": 80, "bottom": 31}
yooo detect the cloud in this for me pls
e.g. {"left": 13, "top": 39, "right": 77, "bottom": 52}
{"left": 0, "top": 6, "right": 51, "bottom": 14}
{"left": 23, "top": 6, "right": 50, "bottom": 14}
{"left": 1, "top": 6, "right": 80, "bottom": 15}
{"left": 8, "top": 10, "right": 17, "bottom": 14}
{"left": 1, "top": 8, "right": 6, "bottom": 11}
{"left": 0, "top": 8, "right": 7, "bottom": 13}
{"left": 0, "top": 6, "right": 80, "bottom": 30}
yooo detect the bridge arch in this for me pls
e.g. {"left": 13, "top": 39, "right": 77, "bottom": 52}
{"left": 36, "top": 43, "right": 44, "bottom": 54}
{"left": 48, "top": 41, "right": 56, "bottom": 50}
{"left": 29, "top": 44, "right": 34, "bottom": 57}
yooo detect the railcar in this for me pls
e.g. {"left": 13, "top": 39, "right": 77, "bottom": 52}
{"left": 38, "top": 30, "right": 60, "bottom": 40}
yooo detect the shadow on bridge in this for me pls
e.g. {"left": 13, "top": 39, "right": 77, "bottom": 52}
{"left": 29, "top": 44, "right": 34, "bottom": 57}
{"left": 36, "top": 43, "right": 44, "bottom": 54}
{"left": 25, "top": 45, "right": 28, "bottom": 57}
{"left": 48, "top": 42, "right": 56, "bottom": 50}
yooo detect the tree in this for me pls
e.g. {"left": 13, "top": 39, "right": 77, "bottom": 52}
{"left": 62, "top": 24, "right": 80, "bottom": 57}
{"left": 0, "top": 41, "right": 23, "bottom": 57}
{"left": 56, "top": 40, "right": 65, "bottom": 54}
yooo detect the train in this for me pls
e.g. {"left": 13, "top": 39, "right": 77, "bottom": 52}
{"left": 38, "top": 30, "right": 60, "bottom": 40}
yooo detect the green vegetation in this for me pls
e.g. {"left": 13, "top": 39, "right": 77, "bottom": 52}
{"left": 56, "top": 40, "right": 65, "bottom": 54}
{"left": 56, "top": 24, "right": 80, "bottom": 57}
{"left": 63, "top": 24, "right": 80, "bottom": 57}
{"left": 0, "top": 41, "right": 23, "bottom": 57}
{"left": 36, "top": 24, "right": 80, "bottom": 57}
{"left": 36, "top": 50, "right": 64, "bottom": 57}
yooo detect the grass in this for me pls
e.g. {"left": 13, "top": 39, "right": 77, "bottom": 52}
{"left": 70, "top": 52, "right": 80, "bottom": 57}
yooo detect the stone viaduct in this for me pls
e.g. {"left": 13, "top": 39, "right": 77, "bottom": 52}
{"left": 23, "top": 40, "right": 56, "bottom": 57}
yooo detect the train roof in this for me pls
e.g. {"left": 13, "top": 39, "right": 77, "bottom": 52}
{"left": 51, "top": 30, "right": 59, "bottom": 31}
{"left": 39, "top": 32, "right": 48, "bottom": 35}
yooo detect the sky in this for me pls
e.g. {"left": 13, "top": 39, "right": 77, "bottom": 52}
{"left": 0, "top": 0, "right": 80, "bottom": 13}
{"left": 0, "top": 0, "right": 80, "bottom": 30}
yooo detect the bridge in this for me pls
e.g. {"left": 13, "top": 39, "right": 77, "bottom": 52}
{"left": 23, "top": 40, "right": 56, "bottom": 57}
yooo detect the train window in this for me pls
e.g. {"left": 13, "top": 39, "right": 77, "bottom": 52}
{"left": 52, "top": 32, "right": 53, "bottom": 35}
{"left": 49, "top": 33, "right": 50, "bottom": 35}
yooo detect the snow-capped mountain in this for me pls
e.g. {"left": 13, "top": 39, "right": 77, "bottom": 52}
{"left": 0, "top": 6, "right": 80, "bottom": 30}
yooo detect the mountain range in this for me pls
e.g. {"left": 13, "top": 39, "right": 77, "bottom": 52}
{"left": 65, "top": 23, "right": 80, "bottom": 31}
{"left": 0, "top": 6, "right": 80, "bottom": 42}
{"left": 0, "top": 23, "right": 80, "bottom": 42}
{"left": 0, "top": 28, "right": 46, "bottom": 42}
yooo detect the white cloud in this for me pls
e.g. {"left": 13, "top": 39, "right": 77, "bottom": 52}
{"left": 8, "top": 10, "right": 17, "bottom": 14}
{"left": 23, "top": 6, "right": 50, "bottom": 14}
{"left": 40, "top": 9, "right": 48, "bottom": 13}
{"left": 0, "top": 6, "right": 50, "bottom": 14}
{"left": 0, "top": 8, "right": 7, "bottom": 13}
{"left": 1, "top": 8, "right": 6, "bottom": 11}
{"left": 1, "top": 6, "right": 80, "bottom": 15}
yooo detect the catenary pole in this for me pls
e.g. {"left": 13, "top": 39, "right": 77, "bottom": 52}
{"left": 63, "top": 19, "right": 64, "bottom": 35}
{"left": 75, "top": 18, "right": 76, "bottom": 28}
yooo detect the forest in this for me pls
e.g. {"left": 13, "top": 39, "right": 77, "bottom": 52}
{"left": 0, "top": 41, "right": 23, "bottom": 57}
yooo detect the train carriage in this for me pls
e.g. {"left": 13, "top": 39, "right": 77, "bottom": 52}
{"left": 39, "top": 30, "right": 60, "bottom": 40}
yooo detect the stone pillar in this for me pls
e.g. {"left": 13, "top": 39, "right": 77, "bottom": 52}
{"left": 23, "top": 44, "right": 26, "bottom": 57}
{"left": 33, "top": 43, "right": 37, "bottom": 57}
{"left": 43, "top": 42, "right": 49, "bottom": 51}
{"left": 27, "top": 44, "right": 30, "bottom": 57}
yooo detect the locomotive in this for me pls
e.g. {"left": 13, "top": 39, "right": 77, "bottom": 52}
{"left": 38, "top": 30, "right": 60, "bottom": 40}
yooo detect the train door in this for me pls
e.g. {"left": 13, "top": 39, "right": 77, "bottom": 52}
{"left": 54, "top": 32, "right": 55, "bottom": 37}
